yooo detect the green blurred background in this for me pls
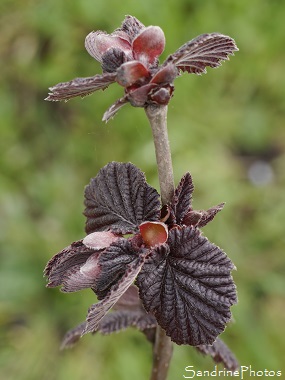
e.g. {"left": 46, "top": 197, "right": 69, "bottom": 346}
{"left": 1, "top": 0, "right": 284, "bottom": 379}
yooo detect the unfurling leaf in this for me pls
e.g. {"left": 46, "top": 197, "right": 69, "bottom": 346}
{"left": 170, "top": 172, "right": 194, "bottom": 224}
{"left": 102, "top": 96, "right": 129, "bottom": 122}
{"left": 165, "top": 33, "right": 238, "bottom": 75}
{"left": 44, "top": 240, "right": 97, "bottom": 289}
{"left": 83, "top": 253, "right": 147, "bottom": 335}
{"left": 84, "top": 162, "right": 161, "bottom": 234}
{"left": 137, "top": 226, "right": 237, "bottom": 346}
{"left": 197, "top": 202, "right": 225, "bottom": 227}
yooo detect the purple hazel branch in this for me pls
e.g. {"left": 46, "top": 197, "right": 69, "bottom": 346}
{"left": 44, "top": 15, "right": 239, "bottom": 380}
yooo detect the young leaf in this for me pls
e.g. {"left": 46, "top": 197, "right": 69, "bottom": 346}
{"left": 120, "top": 15, "right": 145, "bottom": 40}
{"left": 45, "top": 73, "right": 117, "bottom": 101}
{"left": 197, "top": 338, "right": 239, "bottom": 371}
{"left": 197, "top": 202, "right": 225, "bottom": 228}
{"left": 170, "top": 172, "right": 194, "bottom": 224}
{"left": 60, "top": 308, "right": 156, "bottom": 349}
{"left": 136, "top": 226, "right": 237, "bottom": 346}
{"left": 84, "top": 162, "right": 161, "bottom": 234}
{"left": 164, "top": 33, "right": 238, "bottom": 75}
{"left": 82, "top": 253, "right": 147, "bottom": 335}
{"left": 102, "top": 96, "right": 129, "bottom": 122}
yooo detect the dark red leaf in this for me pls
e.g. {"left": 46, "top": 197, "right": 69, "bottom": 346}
{"left": 82, "top": 253, "right": 147, "bottom": 335}
{"left": 136, "top": 226, "right": 237, "bottom": 346}
{"left": 45, "top": 73, "right": 117, "bottom": 101}
{"left": 164, "top": 33, "right": 238, "bottom": 75}
{"left": 197, "top": 338, "right": 239, "bottom": 370}
{"left": 84, "top": 162, "right": 161, "bottom": 234}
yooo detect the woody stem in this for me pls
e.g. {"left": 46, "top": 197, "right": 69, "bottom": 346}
{"left": 145, "top": 104, "right": 174, "bottom": 380}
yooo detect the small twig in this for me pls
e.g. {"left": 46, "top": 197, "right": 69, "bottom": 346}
{"left": 145, "top": 104, "right": 174, "bottom": 380}
{"left": 145, "top": 105, "right": 175, "bottom": 205}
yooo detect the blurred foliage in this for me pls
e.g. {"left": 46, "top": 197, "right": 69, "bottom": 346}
{"left": 1, "top": 0, "right": 285, "bottom": 379}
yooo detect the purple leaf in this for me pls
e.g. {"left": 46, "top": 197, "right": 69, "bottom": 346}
{"left": 170, "top": 172, "right": 194, "bottom": 224}
{"left": 197, "top": 338, "right": 239, "bottom": 371}
{"left": 197, "top": 203, "right": 225, "bottom": 228}
{"left": 44, "top": 240, "right": 97, "bottom": 288}
{"left": 137, "top": 226, "right": 237, "bottom": 346}
{"left": 164, "top": 33, "right": 238, "bottom": 75}
{"left": 45, "top": 73, "right": 116, "bottom": 101}
{"left": 92, "top": 238, "right": 142, "bottom": 299}
{"left": 82, "top": 253, "right": 147, "bottom": 335}
{"left": 102, "top": 96, "right": 128, "bottom": 122}
{"left": 84, "top": 162, "right": 161, "bottom": 234}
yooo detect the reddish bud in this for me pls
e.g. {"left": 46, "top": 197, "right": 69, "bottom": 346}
{"left": 83, "top": 231, "right": 120, "bottom": 250}
{"left": 132, "top": 26, "right": 165, "bottom": 65}
{"left": 116, "top": 61, "right": 150, "bottom": 87}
